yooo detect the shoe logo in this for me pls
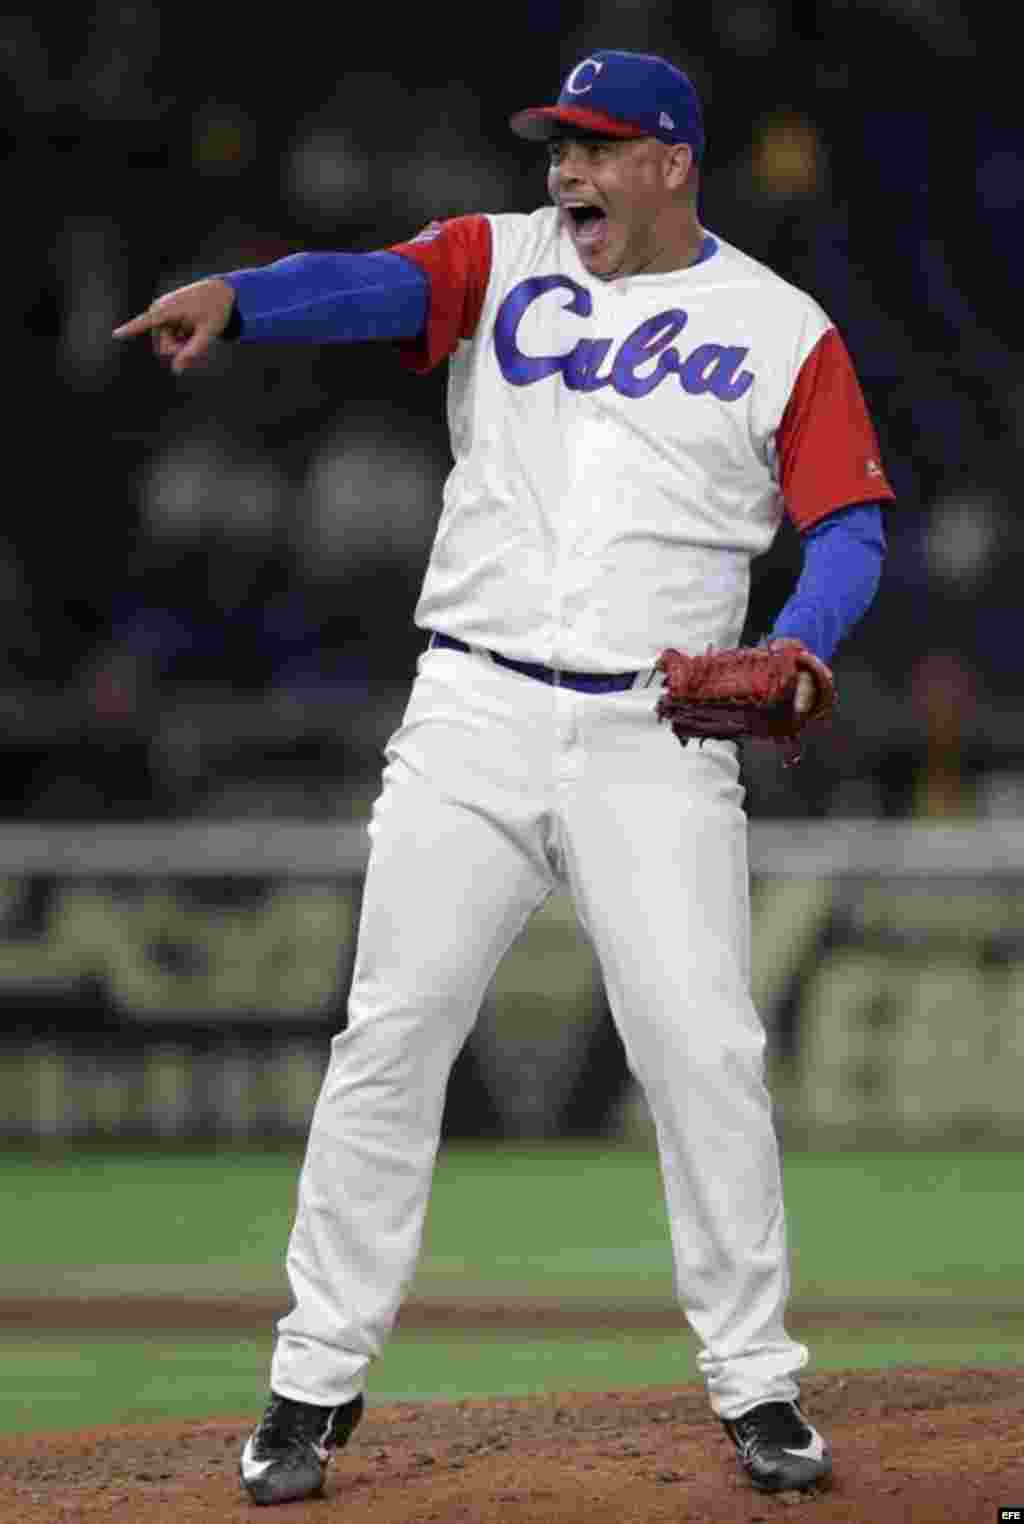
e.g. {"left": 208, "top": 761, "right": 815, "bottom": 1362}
{"left": 783, "top": 1431, "right": 827, "bottom": 1463}
{"left": 240, "top": 1435, "right": 275, "bottom": 1480}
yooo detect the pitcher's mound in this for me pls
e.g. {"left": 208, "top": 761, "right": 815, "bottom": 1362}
{"left": 4, "top": 1367, "right": 1022, "bottom": 1523}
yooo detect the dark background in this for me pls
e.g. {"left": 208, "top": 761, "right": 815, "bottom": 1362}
{"left": 4, "top": 0, "right": 1023, "bottom": 826}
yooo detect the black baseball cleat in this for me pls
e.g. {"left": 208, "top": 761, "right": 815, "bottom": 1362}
{"left": 239, "top": 1390, "right": 364, "bottom": 1505}
{"left": 722, "top": 1399, "right": 831, "bottom": 1492}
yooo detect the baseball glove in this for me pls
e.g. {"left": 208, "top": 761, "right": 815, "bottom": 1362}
{"left": 655, "top": 639, "right": 836, "bottom": 764}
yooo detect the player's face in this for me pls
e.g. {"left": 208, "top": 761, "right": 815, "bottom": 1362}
{"left": 547, "top": 134, "right": 690, "bottom": 280}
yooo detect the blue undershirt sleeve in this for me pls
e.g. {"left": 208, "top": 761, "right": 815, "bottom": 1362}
{"left": 769, "top": 502, "right": 887, "bottom": 664}
{"left": 220, "top": 251, "right": 429, "bottom": 343}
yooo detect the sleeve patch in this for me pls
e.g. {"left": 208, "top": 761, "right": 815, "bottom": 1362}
{"left": 408, "top": 220, "right": 444, "bottom": 245}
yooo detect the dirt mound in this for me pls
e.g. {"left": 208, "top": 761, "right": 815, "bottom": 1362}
{"left": 5, "top": 1367, "right": 1023, "bottom": 1523}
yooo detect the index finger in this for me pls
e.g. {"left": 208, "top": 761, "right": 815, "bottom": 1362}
{"left": 112, "top": 310, "right": 163, "bottom": 339}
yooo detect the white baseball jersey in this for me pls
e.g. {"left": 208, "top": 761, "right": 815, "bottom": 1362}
{"left": 390, "top": 209, "right": 893, "bottom": 674}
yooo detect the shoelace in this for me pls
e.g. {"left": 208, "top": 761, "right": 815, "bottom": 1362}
{"left": 729, "top": 1402, "right": 811, "bottom": 1454}
{"left": 255, "top": 1397, "right": 337, "bottom": 1454}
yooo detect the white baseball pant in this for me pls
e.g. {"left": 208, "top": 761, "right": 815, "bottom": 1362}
{"left": 270, "top": 644, "right": 808, "bottom": 1418}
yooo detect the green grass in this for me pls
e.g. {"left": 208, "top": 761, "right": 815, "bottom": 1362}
{"left": 3, "top": 1144, "right": 1023, "bottom": 1304}
{"left": 1, "top": 1147, "right": 305, "bottom": 1290}
{"left": 783, "top": 1149, "right": 1024, "bottom": 1301}
{"left": 12, "top": 1335, "right": 275, "bottom": 1432}
{"left": 377, "top": 1324, "right": 1024, "bottom": 1401}
{"left": 8, "top": 1323, "right": 1024, "bottom": 1435}
{"left": 3, "top": 1143, "right": 1023, "bottom": 1433}
{"left": 421, "top": 1146, "right": 1024, "bottom": 1302}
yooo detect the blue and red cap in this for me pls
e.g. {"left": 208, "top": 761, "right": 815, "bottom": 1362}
{"left": 510, "top": 50, "right": 704, "bottom": 160}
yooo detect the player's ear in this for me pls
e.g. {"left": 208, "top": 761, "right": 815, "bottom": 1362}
{"left": 663, "top": 143, "right": 694, "bottom": 192}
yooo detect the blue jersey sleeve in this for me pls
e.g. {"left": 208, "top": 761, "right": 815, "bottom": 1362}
{"left": 769, "top": 502, "right": 887, "bottom": 663}
{"left": 221, "top": 251, "right": 429, "bottom": 343}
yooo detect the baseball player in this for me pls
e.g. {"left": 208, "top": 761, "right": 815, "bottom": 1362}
{"left": 115, "top": 51, "right": 891, "bottom": 1504}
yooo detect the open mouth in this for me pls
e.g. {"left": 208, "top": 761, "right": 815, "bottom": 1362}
{"left": 564, "top": 203, "right": 610, "bottom": 254}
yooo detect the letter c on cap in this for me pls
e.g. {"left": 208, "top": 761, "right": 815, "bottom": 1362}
{"left": 565, "top": 57, "right": 603, "bottom": 95}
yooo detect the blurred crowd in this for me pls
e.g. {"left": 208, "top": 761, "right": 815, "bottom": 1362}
{"left": 4, "top": 0, "right": 1023, "bottom": 824}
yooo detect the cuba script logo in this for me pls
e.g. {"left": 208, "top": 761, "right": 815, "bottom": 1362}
{"left": 493, "top": 275, "right": 755, "bottom": 401}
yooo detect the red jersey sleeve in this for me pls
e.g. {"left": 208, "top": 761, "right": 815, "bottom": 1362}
{"left": 388, "top": 215, "right": 493, "bottom": 374}
{"left": 776, "top": 327, "right": 896, "bottom": 531}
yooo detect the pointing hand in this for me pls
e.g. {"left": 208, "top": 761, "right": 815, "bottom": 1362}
{"left": 112, "top": 277, "right": 237, "bottom": 374}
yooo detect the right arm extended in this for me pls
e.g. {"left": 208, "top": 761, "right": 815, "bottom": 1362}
{"left": 112, "top": 253, "right": 428, "bottom": 374}
{"left": 112, "top": 218, "right": 491, "bottom": 375}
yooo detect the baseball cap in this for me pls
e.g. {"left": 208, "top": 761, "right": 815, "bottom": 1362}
{"left": 510, "top": 50, "right": 704, "bottom": 159}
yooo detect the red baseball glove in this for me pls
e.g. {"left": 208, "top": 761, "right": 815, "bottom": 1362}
{"left": 655, "top": 639, "right": 836, "bottom": 764}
